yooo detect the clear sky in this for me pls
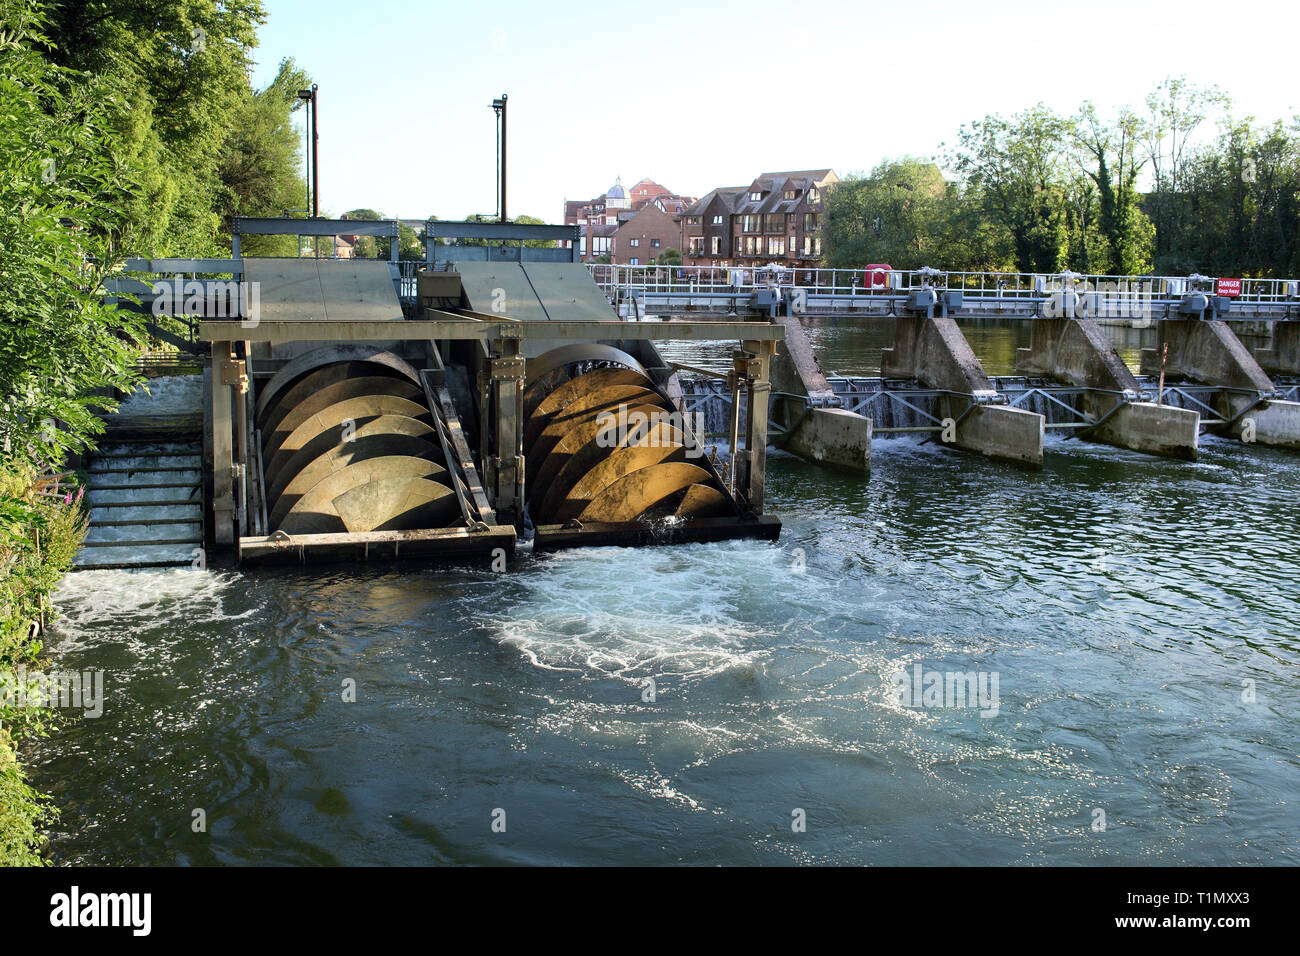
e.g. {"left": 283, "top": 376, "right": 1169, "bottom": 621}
{"left": 250, "top": 0, "right": 1299, "bottom": 222}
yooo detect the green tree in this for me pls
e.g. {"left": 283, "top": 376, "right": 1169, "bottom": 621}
{"left": 658, "top": 247, "right": 682, "bottom": 266}
{"left": 0, "top": 1, "right": 147, "bottom": 466}
{"left": 216, "top": 58, "right": 312, "bottom": 256}
{"left": 948, "top": 104, "right": 1073, "bottom": 273}
{"left": 1141, "top": 76, "right": 1229, "bottom": 273}
{"left": 1073, "top": 104, "right": 1154, "bottom": 274}
{"left": 823, "top": 158, "right": 965, "bottom": 270}
{"left": 37, "top": 0, "right": 267, "bottom": 256}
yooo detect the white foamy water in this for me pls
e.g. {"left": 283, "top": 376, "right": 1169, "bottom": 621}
{"left": 115, "top": 374, "right": 203, "bottom": 417}
{"left": 50, "top": 568, "right": 251, "bottom": 651}
{"left": 489, "top": 542, "right": 801, "bottom": 681}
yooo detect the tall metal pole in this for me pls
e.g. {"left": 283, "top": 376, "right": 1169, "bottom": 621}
{"left": 311, "top": 84, "right": 320, "bottom": 219}
{"left": 491, "top": 94, "right": 508, "bottom": 222}
{"left": 500, "top": 93, "right": 506, "bottom": 223}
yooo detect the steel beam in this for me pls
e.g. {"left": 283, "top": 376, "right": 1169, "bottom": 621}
{"left": 198, "top": 318, "right": 785, "bottom": 344}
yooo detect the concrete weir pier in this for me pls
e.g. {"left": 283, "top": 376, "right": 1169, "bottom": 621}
{"left": 1141, "top": 317, "right": 1300, "bottom": 449}
{"left": 770, "top": 317, "right": 872, "bottom": 473}
{"left": 882, "top": 304, "right": 1044, "bottom": 467}
{"left": 1017, "top": 316, "right": 1200, "bottom": 460}
{"left": 1255, "top": 321, "right": 1300, "bottom": 376}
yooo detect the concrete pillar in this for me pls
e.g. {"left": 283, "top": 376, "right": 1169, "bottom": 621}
{"left": 1016, "top": 317, "right": 1199, "bottom": 460}
{"left": 784, "top": 408, "right": 872, "bottom": 472}
{"left": 770, "top": 317, "right": 871, "bottom": 473}
{"left": 739, "top": 339, "right": 774, "bottom": 513}
{"left": 882, "top": 313, "right": 1044, "bottom": 466}
{"left": 1254, "top": 321, "right": 1300, "bottom": 376}
{"left": 1141, "top": 319, "right": 1300, "bottom": 449}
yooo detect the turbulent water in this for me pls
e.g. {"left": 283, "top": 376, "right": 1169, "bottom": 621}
{"left": 31, "top": 317, "right": 1300, "bottom": 865}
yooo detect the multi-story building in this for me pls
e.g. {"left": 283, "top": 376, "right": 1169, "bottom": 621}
{"left": 564, "top": 177, "right": 695, "bottom": 260}
{"left": 680, "top": 187, "right": 744, "bottom": 267}
{"left": 678, "top": 169, "right": 837, "bottom": 272}
{"left": 612, "top": 203, "right": 681, "bottom": 266}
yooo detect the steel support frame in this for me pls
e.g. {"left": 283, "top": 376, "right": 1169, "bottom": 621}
{"left": 489, "top": 337, "right": 526, "bottom": 526}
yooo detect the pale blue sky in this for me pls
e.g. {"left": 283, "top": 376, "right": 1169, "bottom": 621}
{"left": 250, "top": 0, "right": 1299, "bottom": 222}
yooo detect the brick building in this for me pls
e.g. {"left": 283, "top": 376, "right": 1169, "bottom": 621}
{"left": 678, "top": 169, "right": 838, "bottom": 271}
{"left": 613, "top": 203, "right": 681, "bottom": 265}
{"left": 564, "top": 177, "right": 695, "bottom": 260}
{"left": 680, "top": 187, "right": 744, "bottom": 267}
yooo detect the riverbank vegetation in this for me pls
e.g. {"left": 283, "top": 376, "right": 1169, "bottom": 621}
{"left": 0, "top": 466, "right": 85, "bottom": 866}
{"left": 824, "top": 78, "right": 1300, "bottom": 277}
{"left": 1, "top": 0, "right": 308, "bottom": 864}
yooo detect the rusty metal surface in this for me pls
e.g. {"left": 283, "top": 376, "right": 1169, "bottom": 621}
{"left": 528, "top": 402, "right": 669, "bottom": 512}
{"left": 263, "top": 394, "right": 430, "bottom": 491}
{"left": 263, "top": 376, "right": 422, "bottom": 456}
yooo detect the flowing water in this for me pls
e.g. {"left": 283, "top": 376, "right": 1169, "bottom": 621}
{"left": 29, "top": 317, "right": 1299, "bottom": 865}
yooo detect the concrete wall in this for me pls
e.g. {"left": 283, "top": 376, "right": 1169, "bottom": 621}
{"left": 884, "top": 314, "right": 1042, "bottom": 465}
{"left": 1017, "top": 317, "right": 1199, "bottom": 460}
{"left": 1142, "top": 319, "right": 1300, "bottom": 450}
{"left": 771, "top": 318, "right": 871, "bottom": 473}
{"left": 1255, "top": 322, "right": 1300, "bottom": 376}
{"left": 784, "top": 408, "right": 872, "bottom": 472}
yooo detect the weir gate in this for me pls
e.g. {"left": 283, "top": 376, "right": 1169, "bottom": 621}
{"left": 79, "top": 219, "right": 1300, "bottom": 568}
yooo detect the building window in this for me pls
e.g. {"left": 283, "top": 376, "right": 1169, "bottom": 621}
{"left": 712, "top": 215, "right": 723, "bottom": 224}
{"left": 649, "top": 258, "right": 656, "bottom": 265}
{"left": 629, "top": 238, "right": 639, "bottom": 247}
{"left": 711, "top": 236, "right": 721, "bottom": 255}
{"left": 689, "top": 237, "right": 703, "bottom": 255}
{"left": 764, "top": 213, "right": 783, "bottom": 233}
{"left": 651, "top": 238, "right": 660, "bottom": 248}
{"left": 629, "top": 257, "right": 639, "bottom": 265}
{"left": 749, "top": 191, "right": 762, "bottom": 201}
{"left": 783, "top": 189, "right": 798, "bottom": 200}
{"left": 804, "top": 212, "right": 819, "bottom": 231}
{"left": 768, "top": 237, "right": 785, "bottom": 256}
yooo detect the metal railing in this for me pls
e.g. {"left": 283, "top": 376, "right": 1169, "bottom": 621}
{"left": 586, "top": 264, "right": 1300, "bottom": 304}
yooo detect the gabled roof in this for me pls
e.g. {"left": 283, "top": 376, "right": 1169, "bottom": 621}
{"left": 758, "top": 168, "right": 836, "bottom": 183}
{"left": 681, "top": 186, "right": 744, "bottom": 218}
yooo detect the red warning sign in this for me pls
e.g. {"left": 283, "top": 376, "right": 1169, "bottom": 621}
{"left": 1216, "top": 277, "right": 1241, "bottom": 297}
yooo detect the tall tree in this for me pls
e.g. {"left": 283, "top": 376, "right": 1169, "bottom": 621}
{"left": 1074, "top": 103, "right": 1154, "bottom": 274}
{"left": 948, "top": 104, "right": 1073, "bottom": 273}
{"left": 0, "top": 0, "right": 147, "bottom": 466}
{"left": 1141, "top": 76, "right": 1228, "bottom": 272}
{"left": 216, "top": 57, "right": 312, "bottom": 256}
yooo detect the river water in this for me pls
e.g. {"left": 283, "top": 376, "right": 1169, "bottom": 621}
{"left": 32, "top": 316, "right": 1299, "bottom": 865}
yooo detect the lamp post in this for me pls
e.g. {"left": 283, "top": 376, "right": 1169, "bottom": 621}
{"left": 491, "top": 94, "right": 507, "bottom": 222}
{"left": 297, "top": 84, "right": 319, "bottom": 219}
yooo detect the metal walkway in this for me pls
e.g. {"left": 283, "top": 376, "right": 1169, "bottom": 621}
{"left": 587, "top": 265, "right": 1300, "bottom": 323}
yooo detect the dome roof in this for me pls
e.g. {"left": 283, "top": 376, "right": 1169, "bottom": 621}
{"left": 607, "top": 176, "right": 625, "bottom": 199}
